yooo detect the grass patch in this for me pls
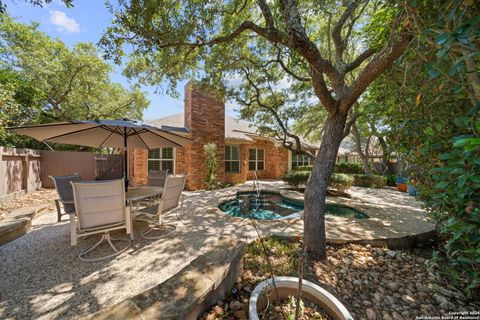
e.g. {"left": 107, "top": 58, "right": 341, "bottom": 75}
{"left": 244, "top": 235, "right": 301, "bottom": 278}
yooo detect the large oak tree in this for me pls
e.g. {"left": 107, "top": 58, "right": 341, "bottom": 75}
{"left": 0, "top": 15, "right": 149, "bottom": 148}
{"left": 102, "top": 0, "right": 412, "bottom": 259}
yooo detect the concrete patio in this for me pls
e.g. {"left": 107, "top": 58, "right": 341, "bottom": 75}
{"left": 0, "top": 181, "right": 435, "bottom": 319}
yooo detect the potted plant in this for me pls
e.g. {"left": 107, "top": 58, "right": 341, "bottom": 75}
{"left": 247, "top": 236, "right": 353, "bottom": 320}
{"left": 395, "top": 175, "right": 408, "bottom": 192}
{"left": 407, "top": 177, "right": 417, "bottom": 196}
{"left": 249, "top": 276, "right": 353, "bottom": 320}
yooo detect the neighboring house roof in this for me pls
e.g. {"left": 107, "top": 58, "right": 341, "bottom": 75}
{"left": 147, "top": 113, "right": 354, "bottom": 155}
{"left": 148, "top": 113, "right": 259, "bottom": 141}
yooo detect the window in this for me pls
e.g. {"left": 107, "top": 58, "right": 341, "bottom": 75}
{"left": 148, "top": 148, "right": 175, "bottom": 173}
{"left": 225, "top": 145, "right": 241, "bottom": 173}
{"left": 248, "top": 148, "right": 264, "bottom": 171}
{"left": 291, "top": 153, "right": 311, "bottom": 169}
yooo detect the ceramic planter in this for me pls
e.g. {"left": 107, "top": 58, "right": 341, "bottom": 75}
{"left": 396, "top": 183, "right": 408, "bottom": 192}
{"left": 249, "top": 276, "right": 353, "bottom": 320}
{"left": 407, "top": 183, "right": 417, "bottom": 196}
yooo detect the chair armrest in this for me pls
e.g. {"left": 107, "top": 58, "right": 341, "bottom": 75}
{"left": 57, "top": 199, "right": 74, "bottom": 205}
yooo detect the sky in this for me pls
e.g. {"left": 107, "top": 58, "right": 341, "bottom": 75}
{"left": 3, "top": 0, "right": 236, "bottom": 121}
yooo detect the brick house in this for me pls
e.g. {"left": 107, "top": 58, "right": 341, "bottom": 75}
{"left": 128, "top": 81, "right": 348, "bottom": 190}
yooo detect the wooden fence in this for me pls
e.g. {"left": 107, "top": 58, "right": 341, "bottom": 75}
{"left": 40, "top": 151, "right": 123, "bottom": 188}
{"left": 0, "top": 147, "right": 123, "bottom": 199}
{"left": 0, "top": 147, "right": 42, "bottom": 199}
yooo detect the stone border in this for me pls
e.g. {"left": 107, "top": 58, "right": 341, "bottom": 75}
{"left": 85, "top": 238, "right": 245, "bottom": 320}
{"left": 0, "top": 204, "right": 49, "bottom": 246}
{"left": 215, "top": 186, "right": 437, "bottom": 249}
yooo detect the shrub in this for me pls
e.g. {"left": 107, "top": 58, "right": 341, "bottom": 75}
{"left": 293, "top": 165, "right": 313, "bottom": 171}
{"left": 385, "top": 174, "right": 396, "bottom": 186}
{"left": 329, "top": 173, "right": 354, "bottom": 192}
{"left": 334, "top": 162, "right": 364, "bottom": 174}
{"left": 203, "top": 143, "right": 218, "bottom": 190}
{"left": 351, "top": 174, "right": 386, "bottom": 188}
{"left": 282, "top": 171, "right": 310, "bottom": 189}
{"left": 423, "top": 116, "right": 480, "bottom": 297}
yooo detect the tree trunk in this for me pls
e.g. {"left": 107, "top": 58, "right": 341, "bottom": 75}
{"left": 377, "top": 135, "right": 389, "bottom": 168}
{"left": 304, "top": 111, "right": 347, "bottom": 260}
{"left": 351, "top": 123, "right": 371, "bottom": 175}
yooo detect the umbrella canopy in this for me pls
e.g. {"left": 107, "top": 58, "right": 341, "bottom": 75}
{"left": 8, "top": 119, "right": 193, "bottom": 190}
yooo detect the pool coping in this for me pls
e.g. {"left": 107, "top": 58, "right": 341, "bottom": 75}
{"left": 214, "top": 186, "right": 437, "bottom": 249}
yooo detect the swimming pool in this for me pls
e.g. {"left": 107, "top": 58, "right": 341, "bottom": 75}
{"left": 219, "top": 191, "right": 369, "bottom": 220}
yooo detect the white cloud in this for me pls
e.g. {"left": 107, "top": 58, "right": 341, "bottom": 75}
{"left": 49, "top": 10, "right": 80, "bottom": 33}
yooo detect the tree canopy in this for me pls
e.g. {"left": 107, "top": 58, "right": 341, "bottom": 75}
{"left": 363, "top": 0, "right": 480, "bottom": 295}
{"left": 0, "top": 14, "right": 149, "bottom": 148}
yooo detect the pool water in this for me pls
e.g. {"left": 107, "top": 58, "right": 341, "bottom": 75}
{"left": 219, "top": 191, "right": 369, "bottom": 220}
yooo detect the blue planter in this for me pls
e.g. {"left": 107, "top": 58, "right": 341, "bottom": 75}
{"left": 407, "top": 183, "right": 417, "bottom": 196}
{"left": 396, "top": 176, "right": 408, "bottom": 184}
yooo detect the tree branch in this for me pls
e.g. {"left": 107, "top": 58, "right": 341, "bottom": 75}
{"left": 332, "top": 0, "right": 361, "bottom": 65}
{"left": 155, "top": 20, "right": 291, "bottom": 49}
{"left": 344, "top": 47, "right": 376, "bottom": 73}
{"left": 340, "top": 32, "right": 412, "bottom": 112}
{"left": 275, "top": 46, "right": 311, "bottom": 82}
{"left": 55, "top": 64, "right": 90, "bottom": 105}
{"left": 257, "top": 0, "right": 275, "bottom": 30}
{"left": 240, "top": 67, "right": 315, "bottom": 159}
{"left": 343, "top": 111, "right": 362, "bottom": 138}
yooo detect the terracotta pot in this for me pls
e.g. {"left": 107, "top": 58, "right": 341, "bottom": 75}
{"left": 396, "top": 183, "right": 408, "bottom": 192}
{"left": 249, "top": 277, "right": 353, "bottom": 320}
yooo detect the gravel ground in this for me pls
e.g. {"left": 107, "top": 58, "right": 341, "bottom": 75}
{"left": 0, "top": 189, "right": 57, "bottom": 220}
{"left": 0, "top": 183, "right": 441, "bottom": 319}
{"left": 201, "top": 240, "right": 480, "bottom": 320}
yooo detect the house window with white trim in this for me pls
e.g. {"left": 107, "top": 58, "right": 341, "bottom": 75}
{"left": 225, "top": 145, "right": 241, "bottom": 173}
{"left": 291, "top": 153, "right": 311, "bottom": 169}
{"left": 148, "top": 148, "right": 175, "bottom": 173}
{"left": 248, "top": 148, "right": 264, "bottom": 171}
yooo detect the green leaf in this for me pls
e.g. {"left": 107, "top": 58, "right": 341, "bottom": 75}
{"left": 435, "top": 32, "right": 450, "bottom": 45}
{"left": 425, "top": 63, "right": 440, "bottom": 79}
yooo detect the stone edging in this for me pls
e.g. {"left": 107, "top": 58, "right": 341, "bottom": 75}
{"left": 0, "top": 205, "right": 50, "bottom": 246}
{"left": 214, "top": 187, "right": 437, "bottom": 249}
{"left": 84, "top": 238, "right": 245, "bottom": 320}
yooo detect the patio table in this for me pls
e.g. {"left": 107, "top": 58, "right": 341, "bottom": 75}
{"left": 126, "top": 186, "right": 163, "bottom": 240}
{"left": 126, "top": 186, "right": 163, "bottom": 203}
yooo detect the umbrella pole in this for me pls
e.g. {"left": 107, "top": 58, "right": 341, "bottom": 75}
{"left": 124, "top": 128, "right": 128, "bottom": 191}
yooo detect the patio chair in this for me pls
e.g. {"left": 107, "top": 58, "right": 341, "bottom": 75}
{"left": 49, "top": 173, "right": 81, "bottom": 222}
{"left": 134, "top": 175, "right": 186, "bottom": 240}
{"left": 147, "top": 170, "right": 169, "bottom": 187}
{"left": 131, "top": 170, "right": 169, "bottom": 212}
{"left": 70, "top": 179, "right": 132, "bottom": 262}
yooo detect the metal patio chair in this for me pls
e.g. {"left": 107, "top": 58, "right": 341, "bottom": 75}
{"left": 49, "top": 173, "right": 81, "bottom": 222}
{"left": 147, "top": 169, "right": 169, "bottom": 187}
{"left": 134, "top": 175, "right": 186, "bottom": 240}
{"left": 70, "top": 179, "right": 132, "bottom": 262}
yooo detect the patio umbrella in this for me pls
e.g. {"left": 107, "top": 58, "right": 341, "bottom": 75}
{"left": 8, "top": 119, "right": 193, "bottom": 190}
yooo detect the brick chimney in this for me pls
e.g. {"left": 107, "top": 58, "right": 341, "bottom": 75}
{"left": 183, "top": 81, "right": 225, "bottom": 190}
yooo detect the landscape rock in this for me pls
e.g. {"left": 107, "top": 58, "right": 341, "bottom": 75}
{"left": 366, "top": 308, "right": 377, "bottom": 320}
{"left": 401, "top": 294, "right": 415, "bottom": 304}
{"left": 229, "top": 301, "right": 243, "bottom": 311}
{"left": 392, "top": 311, "right": 404, "bottom": 320}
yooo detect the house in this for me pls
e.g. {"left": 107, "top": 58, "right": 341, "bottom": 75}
{"left": 128, "top": 81, "right": 353, "bottom": 190}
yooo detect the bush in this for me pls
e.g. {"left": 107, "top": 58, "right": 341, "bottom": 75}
{"left": 329, "top": 173, "right": 354, "bottom": 192}
{"left": 385, "top": 174, "right": 396, "bottom": 187}
{"left": 351, "top": 174, "right": 386, "bottom": 188}
{"left": 293, "top": 165, "right": 313, "bottom": 171}
{"left": 283, "top": 171, "right": 354, "bottom": 192}
{"left": 334, "top": 162, "right": 364, "bottom": 174}
{"left": 282, "top": 171, "right": 310, "bottom": 189}
{"left": 203, "top": 143, "right": 218, "bottom": 190}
